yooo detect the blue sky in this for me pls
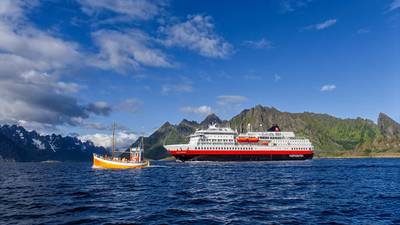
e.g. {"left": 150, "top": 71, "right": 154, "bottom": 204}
{"left": 0, "top": 0, "right": 399, "bottom": 147}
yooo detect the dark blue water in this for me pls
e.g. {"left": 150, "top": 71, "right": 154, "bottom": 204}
{"left": 1, "top": 159, "right": 400, "bottom": 225}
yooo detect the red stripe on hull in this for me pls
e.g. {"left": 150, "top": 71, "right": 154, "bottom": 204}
{"left": 169, "top": 150, "right": 313, "bottom": 156}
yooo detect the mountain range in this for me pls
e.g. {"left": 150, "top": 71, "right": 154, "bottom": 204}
{"left": 0, "top": 125, "right": 106, "bottom": 162}
{"left": 135, "top": 105, "right": 400, "bottom": 159}
{"left": 1, "top": 105, "right": 399, "bottom": 162}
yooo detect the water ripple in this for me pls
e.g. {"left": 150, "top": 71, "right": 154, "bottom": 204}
{"left": 1, "top": 158, "right": 400, "bottom": 224}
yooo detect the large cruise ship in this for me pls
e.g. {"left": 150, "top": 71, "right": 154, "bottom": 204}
{"left": 164, "top": 124, "right": 313, "bottom": 161}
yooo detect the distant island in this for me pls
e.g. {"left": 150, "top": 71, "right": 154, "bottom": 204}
{"left": 136, "top": 105, "right": 400, "bottom": 160}
{"left": 1, "top": 105, "right": 400, "bottom": 162}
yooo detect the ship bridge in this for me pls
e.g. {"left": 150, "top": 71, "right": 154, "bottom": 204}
{"left": 245, "top": 131, "right": 296, "bottom": 139}
{"left": 189, "top": 125, "right": 237, "bottom": 145}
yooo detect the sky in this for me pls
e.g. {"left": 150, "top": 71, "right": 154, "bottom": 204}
{"left": 0, "top": 0, "right": 399, "bottom": 148}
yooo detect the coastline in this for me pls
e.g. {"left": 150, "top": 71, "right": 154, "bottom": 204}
{"left": 315, "top": 152, "right": 400, "bottom": 159}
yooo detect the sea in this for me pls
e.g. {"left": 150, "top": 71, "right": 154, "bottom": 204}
{"left": 1, "top": 158, "right": 400, "bottom": 225}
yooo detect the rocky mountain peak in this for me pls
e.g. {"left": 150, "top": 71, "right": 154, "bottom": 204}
{"left": 200, "top": 113, "right": 222, "bottom": 127}
{"left": 0, "top": 124, "right": 106, "bottom": 162}
{"left": 179, "top": 119, "right": 198, "bottom": 127}
{"left": 160, "top": 121, "right": 172, "bottom": 129}
{"left": 378, "top": 113, "right": 400, "bottom": 138}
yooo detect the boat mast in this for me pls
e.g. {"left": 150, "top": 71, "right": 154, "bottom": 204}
{"left": 112, "top": 122, "right": 116, "bottom": 158}
{"left": 140, "top": 136, "right": 144, "bottom": 162}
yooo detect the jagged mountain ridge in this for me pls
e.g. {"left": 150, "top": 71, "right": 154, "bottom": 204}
{"left": 0, "top": 125, "right": 106, "bottom": 162}
{"left": 2, "top": 106, "right": 399, "bottom": 161}
{"left": 136, "top": 105, "right": 400, "bottom": 159}
{"left": 132, "top": 114, "right": 227, "bottom": 159}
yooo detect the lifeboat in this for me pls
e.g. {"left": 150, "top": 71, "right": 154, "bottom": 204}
{"left": 261, "top": 141, "right": 269, "bottom": 145}
{"left": 236, "top": 137, "right": 259, "bottom": 143}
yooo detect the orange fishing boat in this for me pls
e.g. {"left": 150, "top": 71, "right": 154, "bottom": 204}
{"left": 92, "top": 124, "right": 149, "bottom": 169}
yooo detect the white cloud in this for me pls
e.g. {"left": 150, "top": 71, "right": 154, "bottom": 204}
{"left": 79, "top": 131, "right": 138, "bottom": 149}
{"left": 0, "top": 1, "right": 111, "bottom": 127}
{"left": 0, "top": 22, "right": 80, "bottom": 71}
{"left": 217, "top": 95, "right": 248, "bottom": 105}
{"left": 90, "top": 29, "right": 173, "bottom": 72}
{"left": 180, "top": 105, "right": 212, "bottom": 115}
{"left": 390, "top": 0, "right": 400, "bottom": 11}
{"left": 305, "top": 19, "right": 337, "bottom": 30}
{"left": 0, "top": 0, "right": 37, "bottom": 22}
{"left": 320, "top": 84, "right": 336, "bottom": 92}
{"left": 0, "top": 70, "right": 111, "bottom": 126}
{"left": 55, "top": 82, "right": 84, "bottom": 94}
{"left": 161, "top": 14, "right": 233, "bottom": 58}
{"left": 161, "top": 83, "right": 193, "bottom": 94}
{"left": 243, "top": 38, "right": 272, "bottom": 49}
{"left": 79, "top": 0, "right": 163, "bottom": 21}
{"left": 86, "top": 101, "right": 111, "bottom": 116}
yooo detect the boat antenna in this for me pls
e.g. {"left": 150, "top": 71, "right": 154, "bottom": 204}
{"left": 112, "top": 122, "right": 116, "bottom": 158}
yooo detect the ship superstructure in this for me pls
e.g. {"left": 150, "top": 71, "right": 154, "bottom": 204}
{"left": 164, "top": 124, "right": 313, "bottom": 161}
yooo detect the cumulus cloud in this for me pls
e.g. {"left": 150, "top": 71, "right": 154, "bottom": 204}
{"left": 180, "top": 105, "right": 212, "bottom": 115}
{"left": 304, "top": 19, "right": 337, "bottom": 30}
{"left": 320, "top": 84, "right": 336, "bottom": 92}
{"left": 79, "top": 0, "right": 164, "bottom": 22}
{"left": 243, "top": 38, "right": 272, "bottom": 49}
{"left": 217, "top": 95, "right": 248, "bottom": 105}
{"left": 0, "top": 0, "right": 38, "bottom": 22}
{"left": 0, "top": 71, "right": 112, "bottom": 126}
{"left": 0, "top": 1, "right": 110, "bottom": 129}
{"left": 79, "top": 131, "right": 138, "bottom": 149}
{"left": 86, "top": 101, "right": 112, "bottom": 116}
{"left": 90, "top": 29, "right": 173, "bottom": 72}
{"left": 55, "top": 82, "right": 84, "bottom": 94}
{"left": 161, "top": 14, "right": 233, "bottom": 58}
{"left": 0, "top": 21, "right": 81, "bottom": 70}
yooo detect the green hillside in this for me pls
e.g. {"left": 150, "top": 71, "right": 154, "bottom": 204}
{"left": 134, "top": 105, "right": 400, "bottom": 159}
